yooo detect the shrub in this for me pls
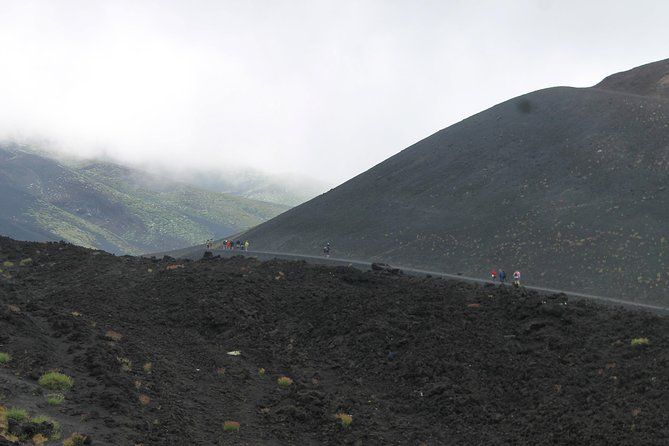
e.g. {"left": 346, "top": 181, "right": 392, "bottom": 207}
{"left": 0, "top": 352, "right": 11, "bottom": 364}
{"left": 258, "top": 367, "right": 266, "bottom": 376}
{"left": 631, "top": 337, "right": 650, "bottom": 346}
{"left": 2, "top": 261, "right": 14, "bottom": 267}
{"left": 19, "top": 258, "right": 32, "bottom": 266}
{"left": 223, "top": 421, "right": 240, "bottom": 432}
{"left": 335, "top": 412, "right": 353, "bottom": 427}
{"left": 46, "top": 394, "right": 65, "bottom": 405}
{"left": 277, "top": 376, "right": 293, "bottom": 387}
{"left": 38, "top": 372, "right": 74, "bottom": 391}
{"left": 142, "top": 362, "right": 153, "bottom": 373}
{"left": 138, "top": 394, "right": 151, "bottom": 406}
{"left": 6, "top": 407, "right": 28, "bottom": 422}
{"left": 62, "top": 433, "right": 89, "bottom": 446}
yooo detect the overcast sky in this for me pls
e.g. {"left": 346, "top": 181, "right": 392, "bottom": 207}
{"left": 0, "top": 0, "right": 668, "bottom": 184}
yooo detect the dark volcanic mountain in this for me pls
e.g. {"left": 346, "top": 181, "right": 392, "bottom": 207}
{"left": 0, "top": 144, "right": 288, "bottom": 254}
{"left": 240, "top": 59, "right": 669, "bottom": 306}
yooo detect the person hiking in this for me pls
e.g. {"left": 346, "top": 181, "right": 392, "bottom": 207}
{"left": 323, "top": 243, "right": 331, "bottom": 258}
{"left": 513, "top": 270, "right": 521, "bottom": 286}
{"left": 244, "top": 240, "right": 249, "bottom": 251}
{"left": 499, "top": 269, "right": 506, "bottom": 283}
{"left": 490, "top": 269, "right": 497, "bottom": 282}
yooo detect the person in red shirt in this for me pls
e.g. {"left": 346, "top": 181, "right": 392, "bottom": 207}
{"left": 490, "top": 269, "right": 497, "bottom": 282}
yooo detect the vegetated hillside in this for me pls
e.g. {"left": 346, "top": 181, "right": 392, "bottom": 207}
{"left": 0, "top": 236, "right": 667, "bottom": 445}
{"left": 239, "top": 58, "right": 669, "bottom": 306}
{"left": 0, "top": 144, "right": 288, "bottom": 254}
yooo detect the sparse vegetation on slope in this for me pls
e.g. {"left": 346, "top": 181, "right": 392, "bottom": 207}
{"left": 0, "top": 236, "right": 667, "bottom": 445}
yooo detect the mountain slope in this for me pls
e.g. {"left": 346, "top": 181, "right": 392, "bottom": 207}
{"left": 0, "top": 144, "right": 289, "bottom": 254}
{"left": 1, "top": 237, "right": 668, "bottom": 444}
{"left": 240, "top": 59, "right": 669, "bottom": 306}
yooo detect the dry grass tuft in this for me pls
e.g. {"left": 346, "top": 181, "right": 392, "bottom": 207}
{"left": 105, "top": 330, "right": 123, "bottom": 342}
{"left": 335, "top": 413, "right": 353, "bottom": 427}
{"left": 138, "top": 394, "right": 151, "bottom": 406}
{"left": 142, "top": 362, "right": 153, "bottom": 373}
{"left": 277, "top": 376, "right": 293, "bottom": 387}
{"left": 32, "top": 433, "right": 48, "bottom": 445}
{"left": 62, "top": 433, "right": 89, "bottom": 446}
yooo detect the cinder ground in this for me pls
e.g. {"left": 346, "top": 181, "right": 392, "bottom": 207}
{"left": 1, "top": 237, "right": 667, "bottom": 445}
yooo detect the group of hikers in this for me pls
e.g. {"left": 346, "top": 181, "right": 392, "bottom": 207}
{"left": 490, "top": 268, "right": 521, "bottom": 286}
{"left": 205, "top": 239, "right": 250, "bottom": 251}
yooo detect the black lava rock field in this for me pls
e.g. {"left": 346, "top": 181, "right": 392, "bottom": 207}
{"left": 238, "top": 58, "right": 669, "bottom": 307}
{"left": 0, "top": 236, "right": 668, "bottom": 445}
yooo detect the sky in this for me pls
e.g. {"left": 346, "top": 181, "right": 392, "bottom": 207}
{"left": 0, "top": 0, "right": 668, "bottom": 185}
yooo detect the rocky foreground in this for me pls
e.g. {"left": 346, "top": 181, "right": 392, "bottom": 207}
{"left": 0, "top": 236, "right": 667, "bottom": 445}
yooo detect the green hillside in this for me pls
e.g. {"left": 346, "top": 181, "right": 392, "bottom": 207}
{"left": 0, "top": 143, "right": 288, "bottom": 254}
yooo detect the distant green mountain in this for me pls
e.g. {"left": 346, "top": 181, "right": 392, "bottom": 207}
{"left": 0, "top": 143, "right": 289, "bottom": 254}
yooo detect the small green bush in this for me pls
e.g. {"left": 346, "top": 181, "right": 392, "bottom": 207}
{"left": 46, "top": 393, "right": 65, "bottom": 405}
{"left": 0, "top": 352, "right": 11, "bottom": 364}
{"left": 223, "top": 420, "right": 240, "bottom": 432}
{"left": 631, "top": 337, "right": 650, "bottom": 346}
{"left": 6, "top": 407, "right": 28, "bottom": 422}
{"left": 38, "top": 372, "right": 74, "bottom": 391}
{"left": 19, "top": 258, "right": 32, "bottom": 266}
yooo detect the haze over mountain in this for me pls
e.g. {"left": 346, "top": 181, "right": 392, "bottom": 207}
{"left": 163, "top": 167, "right": 328, "bottom": 207}
{"left": 0, "top": 143, "right": 288, "bottom": 254}
{"left": 239, "top": 58, "right": 669, "bottom": 306}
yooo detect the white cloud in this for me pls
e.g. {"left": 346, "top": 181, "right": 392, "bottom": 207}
{"left": 0, "top": 0, "right": 667, "bottom": 183}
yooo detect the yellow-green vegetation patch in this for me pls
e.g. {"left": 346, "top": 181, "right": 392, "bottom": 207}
{"left": 6, "top": 407, "right": 28, "bottom": 423}
{"left": 46, "top": 394, "right": 65, "bottom": 406}
{"left": 277, "top": 376, "right": 293, "bottom": 387}
{"left": 0, "top": 352, "right": 11, "bottom": 364}
{"left": 335, "top": 413, "right": 353, "bottom": 427}
{"left": 223, "top": 421, "right": 240, "bottom": 432}
{"left": 142, "top": 362, "right": 153, "bottom": 373}
{"left": 62, "top": 433, "right": 89, "bottom": 446}
{"left": 38, "top": 372, "right": 74, "bottom": 391}
{"left": 258, "top": 367, "right": 266, "bottom": 376}
{"left": 19, "top": 258, "right": 32, "bottom": 266}
{"left": 2, "top": 261, "right": 13, "bottom": 267}
{"left": 631, "top": 337, "right": 650, "bottom": 346}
